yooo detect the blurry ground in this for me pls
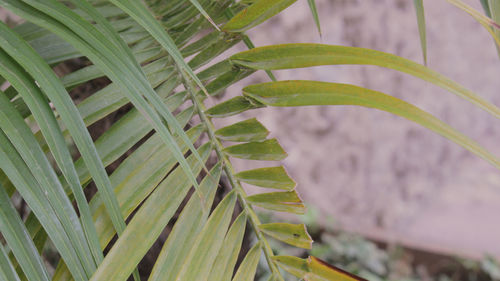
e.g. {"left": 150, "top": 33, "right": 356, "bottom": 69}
{"left": 218, "top": 0, "right": 500, "bottom": 260}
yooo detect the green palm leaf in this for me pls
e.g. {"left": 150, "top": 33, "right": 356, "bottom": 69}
{"left": 0, "top": 47, "right": 102, "bottom": 267}
{"left": 0, "top": 244, "right": 21, "bottom": 281}
{"left": 0, "top": 14, "right": 127, "bottom": 248}
{"left": 0, "top": 131, "right": 89, "bottom": 280}
{"left": 230, "top": 43, "right": 500, "bottom": 120}
{"left": 307, "top": 0, "right": 322, "bottom": 37}
{"left": 89, "top": 144, "right": 213, "bottom": 281}
{"left": 413, "top": 0, "right": 427, "bottom": 64}
{"left": 0, "top": 1, "right": 493, "bottom": 281}
{"left": 243, "top": 80, "right": 500, "bottom": 169}
{"left": 0, "top": 184, "right": 50, "bottom": 281}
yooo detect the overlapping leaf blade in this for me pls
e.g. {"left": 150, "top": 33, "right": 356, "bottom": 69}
{"left": 223, "top": 0, "right": 298, "bottom": 32}
{"left": 149, "top": 163, "right": 223, "bottom": 281}
{"left": 206, "top": 96, "right": 264, "bottom": 117}
{"left": 173, "top": 191, "right": 237, "bottom": 281}
{"left": 0, "top": 244, "right": 20, "bottom": 281}
{"left": 0, "top": 0, "right": 206, "bottom": 219}
{"left": 447, "top": 0, "right": 500, "bottom": 48}
{"left": 232, "top": 242, "right": 262, "bottom": 281}
{"left": 481, "top": 0, "right": 492, "bottom": 17}
{"left": 243, "top": 80, "right": 500, "bottom": 170}
{"left": 0, "top": 89, "right": 95, "bottom": 278}
{"left": 92, "top": 116, "right": 201, "bottom": 249}
{"left": 230, "top": 43, "right": 500, "bottom": 119}
{"left": 0, "top": 131, "right": 88, "bottom": 281}
{"left": 0, "top": 184, "right": 50, "bottom": 281}
{"left": 188, "top": 0, "right": 220, "bottom": 30}
{"left": 108, "top": 0, "right": 208, "bottom": 94}
{"left": 52, "top": 119, "right": 204, "bottom": 280}
{"left": 0, "top": 7, "right": 128, "bottom": 248}
{"left": 207, "top": 213, "right": 248, "bottom": 281}
{"left": 89, "top": 144, "right": 212, "bottom": 281}
{"left": 0, "top": 47, "right": 103, "bottom": 267}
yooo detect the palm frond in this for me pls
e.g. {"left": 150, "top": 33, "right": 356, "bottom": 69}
{"left": 0, "top": 1, "right": 497, "bottom": 281}
{"left": 413, "top": 0, "right": 427, "bottom": 64}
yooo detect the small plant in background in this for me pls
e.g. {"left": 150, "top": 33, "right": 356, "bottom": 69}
{"left": 0, "top": 0, "right": 499, "bottom": 280}
{"left": 257, "top": 207, "right": 500, "bottom": 281}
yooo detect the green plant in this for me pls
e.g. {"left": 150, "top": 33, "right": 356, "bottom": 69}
{"left": 258, "top": 207, "right": 500, "bottom": 281}
{"left": 0, "top": 0, "right": 498, "bottom": 281}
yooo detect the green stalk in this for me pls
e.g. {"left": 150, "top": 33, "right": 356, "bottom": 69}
{"left": 187, "top": 86, "right": 285, "bottom": 281}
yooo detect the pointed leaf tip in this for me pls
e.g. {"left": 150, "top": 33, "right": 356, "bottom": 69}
{"left": 307, "top": 256, "right": 369, "bottom": 281}
{"left": 307, "top": 0, "right": 322, "bottom": 38}
{"left": 246, "top": 190, "right": 306, "bottom": 214}
{"left": 188, "top": 0, "right": 220, "bottom": 31}
{"left": 231, "top": 242, "right": 262, "bottom": 281}
{"left": 413, "top": 0, "right": 427, "bottom": 65}
{"left": 215, "top": 118, "right": 269, "bottom": 142}
{"left": 273, "top": 256, "right": 367, "bottom": 281}
{"left": 235, "top": 166, "right": 296, "bottom": 190}
{"left": 223, "top": 139, "right": 287, "bottom": 161}
{"left": 222, "top": 0, "right": 298, "bottom": 32}
{"left": 259, "top": 223, "right": 312, "bottom": 249}
{"left": 273, "top": 255, "right": 368, "bottom": 281}
{"left": 207, "top": 212, "right": 247, "bottom": 281}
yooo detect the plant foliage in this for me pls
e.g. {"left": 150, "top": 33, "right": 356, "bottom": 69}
{"left": 0, "top": 0, "right": 498, "bottom": 280}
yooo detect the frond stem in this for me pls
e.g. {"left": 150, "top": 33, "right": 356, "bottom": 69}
{"left": 185, "top": 81, "right": 284, "bottom": 281}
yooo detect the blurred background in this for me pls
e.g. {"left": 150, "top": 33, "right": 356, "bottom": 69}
{"left": 213, "top": 0, "right": 500, "bottom": 280}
